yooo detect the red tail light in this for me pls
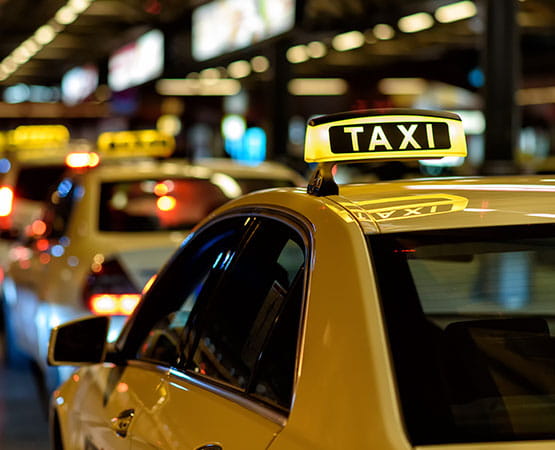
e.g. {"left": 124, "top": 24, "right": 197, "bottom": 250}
{"left": 89, "top": 293, "right": 141, "bottom": 316}
{"left": 83, "top": 259, "right": 141, "bottom": 316}
{"left": 0, "top": 186, "right": 14, "bottom": 217}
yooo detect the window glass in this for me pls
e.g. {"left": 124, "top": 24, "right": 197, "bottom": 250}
{"left": 369, "top": 224, "right": 555, "bottom": 445}
{"left": 98, "top": 178, "right": 231, "bottom": 232}
{"left": 250, "top": 257, "right": 304, "bottom": 410}
{"left": 133, "top": 222, "right": 245, "bottom": 367}
{"left": 42, "top": 177, "right": 79, "bottom": 239}
{"left": 186, "top": 218, "right": 305, "bottom": 410}
{"left": 15, "top": 166, "right": 66, "bottom": 201}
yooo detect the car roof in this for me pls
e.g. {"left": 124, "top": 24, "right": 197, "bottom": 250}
{"left": 333, "top": 175, "right": 555, "bottom": 234}
{"left": 72, "top": 157, "right": 305, "bottom": 185}
{"left": 223, "top": 174, "right": 555, "bottom": 235}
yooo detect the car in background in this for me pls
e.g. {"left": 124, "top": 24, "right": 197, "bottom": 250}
{"left": 0, "top": 125, "right": 81, "bottom": 261}
{"left": 2, "top": 129, "right": 305, "bottom": 401}
{"left": 48, "top": 109, "right": 555, "bottom": 449}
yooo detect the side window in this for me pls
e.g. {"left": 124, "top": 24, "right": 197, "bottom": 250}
{"left": 185, "top": 216, "right": 306, "bottom": 411}
{"left": 42, "top": 177, "right": 80, "bottom": 239}
{"left": 134, "top": 218, "right": 248, "bottom": 367}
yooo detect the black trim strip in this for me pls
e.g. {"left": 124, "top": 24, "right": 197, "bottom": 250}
{"left": 308, "top": 108, "right": 462, "bottom": 126}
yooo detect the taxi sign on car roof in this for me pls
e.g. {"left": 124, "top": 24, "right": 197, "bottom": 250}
{"left": 304, "top": 109, "right": 467, "bottom": 196}
{"left": 97, "top": 130, "right": 175, "bottom": 158}
{"left": 0, "top": 125, "right": 71, "bottom": 161}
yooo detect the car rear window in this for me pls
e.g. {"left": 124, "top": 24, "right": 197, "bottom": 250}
{"left": 369, "top": 224, "right": 555, "bottom": 445}
{"left": 98, "top": 178, "right": 231, "bottom": 232}
{"left": 14, "top": 166, "right": 66, "bottom": 201}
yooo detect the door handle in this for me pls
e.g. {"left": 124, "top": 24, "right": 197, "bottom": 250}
{"left": 111, "top": 408, "right": 135, "bottom": 438}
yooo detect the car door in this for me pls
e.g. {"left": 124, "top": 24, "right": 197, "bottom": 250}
{"left": 133, "top": 216, "right": 308, "bottom": 450}
{"left": 78, "top": 215, "right": 254, "bottom": 449}
{"left": 125, "top": 211, "right": 309, "bottom": 449}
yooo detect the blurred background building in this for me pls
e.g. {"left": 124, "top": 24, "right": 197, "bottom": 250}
{"left": 0, "top": 0, "right": 553, "bottom": 177}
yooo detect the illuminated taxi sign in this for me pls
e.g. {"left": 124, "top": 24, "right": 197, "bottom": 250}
{"left": 0, "top": 125, "right": 71, "bottom": 161}
{"left": 9, "top": 125, "right": 70, "bottom": 149}
{"left": 97, "top": 130, "right": 174, "bottom": 158}
{"left": 304, "top": 109, "right": 467, "bottom": 163}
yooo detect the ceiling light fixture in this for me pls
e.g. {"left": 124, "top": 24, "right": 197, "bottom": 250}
{"left": 227, "top": 60, "right": 251, "bottom": 79}
{"left": 286, "top": 45, "right": 309, "bottom": 64}
{"left": 156, "top": 78, "right": 241, "bottom": 96}
{"left": 0, "top": 0, "right": 95, "bottom": 83}
{"left": 435, "top": 1, "right": 477, "bottom": 23}
{"left": 307, "top": 41, "right": 327, "bottom": 58}
{"left": 398, "top": 12, "right": 435, "bottom": 33}
{"left": 331, "top": 31, "right": 365, "bottom": 51}
{"left": 373, "top": 23, "right": 395, "bottom": 40}
{"left": 288, "top": 78, "right": 348, "bottom": 96}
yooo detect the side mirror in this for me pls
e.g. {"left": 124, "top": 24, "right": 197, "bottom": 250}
{"left": 48, "top": 315, "right": 109, "bottom": 366}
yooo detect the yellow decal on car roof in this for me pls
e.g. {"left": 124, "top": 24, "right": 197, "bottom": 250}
{"left": 304, "top": 109, "right": 467, "bottom": 163}
{"left": 97, "top": 130, "right": 175, "bottom": 158}
{"left": 358, "top": 194, "right": 469, "bottom": 221}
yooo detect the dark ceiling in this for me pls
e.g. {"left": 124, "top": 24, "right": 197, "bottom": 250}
{"left": 0, "top": 0, "right": 554, "bottom": 90}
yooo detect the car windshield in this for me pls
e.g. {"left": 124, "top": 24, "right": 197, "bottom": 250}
{"left": 368, "top": 224, "right": 555, "bottom": 445}
{"left": 99, "top": 178, "right": 231, "bottom": 231}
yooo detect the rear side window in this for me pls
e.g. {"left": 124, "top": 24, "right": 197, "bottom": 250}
{"left": 15, "top": 166, "right": 66, "bottom": 201}
{"left": 98, "top": 178, "right": 231, "bottom": 232}
{"left": 369, "top": 224, "right": 555, "bottom": 445}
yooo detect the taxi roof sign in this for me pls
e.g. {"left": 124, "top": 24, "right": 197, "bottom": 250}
{"left": 304, "top": 109, "right": 467, "bottom": 163}
{"left": 97, "top": 130, "right": 175, "bottom": 158}
{"left": 0, "top": 125, "right": 71, "bottom": 162}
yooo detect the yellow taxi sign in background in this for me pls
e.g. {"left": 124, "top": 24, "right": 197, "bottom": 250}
{"left": 97, "top": 130, "right": 175, "bottom": 158}
{"left": 0, "top": 125, "right": 71, "bottom": 161}
{"left": 304, "top": 109, "right": 467, "bottom": 163}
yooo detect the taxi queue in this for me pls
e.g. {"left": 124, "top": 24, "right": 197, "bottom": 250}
{"left": 0, "top": 124, "right": 304, "bottom": 406}
{"left": 46, "top": 109, "right": 555, "bottom": 449}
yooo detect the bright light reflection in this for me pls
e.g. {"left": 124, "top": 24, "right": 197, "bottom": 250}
{"left": 406, "top": 184, "right": 555, "bottom": 192}
{"left": 527, "top": 213, "right": 555, "bottom": 219}
{"left": 464, "top": 208, "right": 496, "bottom": 212}
{"left": 210, "top": 173, "right": 242, "bottom": 198}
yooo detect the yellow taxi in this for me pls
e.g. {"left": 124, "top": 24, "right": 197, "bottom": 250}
{"left": 0, "top": 125, "right": 78, "bottom": 254}
{"left": 49, "top": 109, "right": 555, "bottom": 449}
{"left": 2, "top": 129, "right": 304, "bottom": 395}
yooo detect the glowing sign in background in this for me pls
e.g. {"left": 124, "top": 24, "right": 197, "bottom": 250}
{"left": 192, "top": 0, "right": 295, "bottom": 61}
{"left": 108, "top": 29, "right": 164, "bottom": 92}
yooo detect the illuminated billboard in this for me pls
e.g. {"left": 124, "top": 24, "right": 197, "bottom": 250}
{"left": 61, "top": 64, "right": 98, "bottom": 105}
{"left": 108, "top": 29, "right": 164, "bottom": 92}
{"left": 192, "top": 0, "right": 295, "bottom": 61}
